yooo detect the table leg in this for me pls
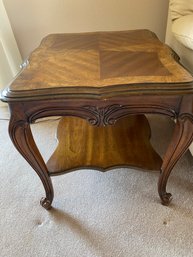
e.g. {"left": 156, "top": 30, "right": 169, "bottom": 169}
{"left": 9, "top": 116, "right": 54, "bottom": 210}
{"left": 158, "top": 116, "right": 193, "bottom": 205}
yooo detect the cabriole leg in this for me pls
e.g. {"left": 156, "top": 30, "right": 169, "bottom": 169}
{"left": 9, "top": 115, "right": 54, "bottom": 210}
{"left": 158, "top": 116, "right": 193, "bottom": 205}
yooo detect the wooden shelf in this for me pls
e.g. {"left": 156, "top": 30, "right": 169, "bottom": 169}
{"left": 47, "top": 115, "right": 162, "bottom": 175}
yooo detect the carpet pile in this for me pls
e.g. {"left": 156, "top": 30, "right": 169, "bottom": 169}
{"left": 1, "top": 107, "right": 193, "bottom": 257}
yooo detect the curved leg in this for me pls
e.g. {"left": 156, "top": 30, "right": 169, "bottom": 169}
{"left": 158, "top": 117, "right": 193, "bottom": 205}
{"left": 9, "top": 115, "right": 54, "bottom": 210}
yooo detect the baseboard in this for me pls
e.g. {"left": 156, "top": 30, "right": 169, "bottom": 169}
{"left": 0, "top": 104, "right": 9, "bottom": 120}
{"left": 0, "top": 101, "right": 8, "bottom": 107}
{"left": 189, "top": 144, "right": 193, "bottom": 156}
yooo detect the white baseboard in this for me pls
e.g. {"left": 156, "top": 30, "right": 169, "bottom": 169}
{"left": 189, "top": 144, "right": 193, "bottom": 156}
{"left": 0, "top": 101, "right": 7, "bottom": 107}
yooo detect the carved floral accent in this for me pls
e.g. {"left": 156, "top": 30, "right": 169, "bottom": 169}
{"left": 82, "top": 103, "right": 177, "bottom": 126}
{"left": 82, "top": 104, "right": 123, "bottom": 126}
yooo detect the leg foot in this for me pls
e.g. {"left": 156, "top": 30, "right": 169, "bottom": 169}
{"left": 160, "top": 193, "right": 173, "bottom": 206}
{"left": 40, "top": 197, "right": 52, "bottom": 210}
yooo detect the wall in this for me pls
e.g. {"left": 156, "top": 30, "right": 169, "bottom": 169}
{"left": 3, "top": 0, "right": 169, "bottom": 59}
{"left": 0, "top": 0, "right": 22, "bottom": 98}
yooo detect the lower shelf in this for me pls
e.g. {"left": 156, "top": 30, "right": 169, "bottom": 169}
{"left": 47, "top": 115, "right": 162, "bottom": 175}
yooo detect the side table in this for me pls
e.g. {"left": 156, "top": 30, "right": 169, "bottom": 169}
{"left": 1, "top": 30, "right": 193, "bottom": 210}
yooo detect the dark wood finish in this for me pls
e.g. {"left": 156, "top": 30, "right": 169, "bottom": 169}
{"left": 47, "top": 115, "right": 162, "bottom": 174}
{"left": 158, "top": 95, "right": 193, "bottom": 205}
{"left": 2, "top": 30, "right": 193, "bottom": 209}
{"left": 8, "top": 106, "right": 53, "bottom": 210}
{"left": 2, "top": 30, "right": 193, "bottom": 102}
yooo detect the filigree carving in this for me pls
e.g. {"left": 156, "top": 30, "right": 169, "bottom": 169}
{"left": 83, "top": 104, "right": 123, "bottom": 126}
{"left": 18, "top": 92, "right": 180, "bottom": 126}
{"left": 82, "top": 104, "right": 177, "bottom": 126}
{"left": 178, "top": 113, "right": 193, "bottom": 123}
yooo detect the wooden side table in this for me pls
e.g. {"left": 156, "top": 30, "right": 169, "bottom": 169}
{"left": 1, "top": 30, "right": 193, "bottom": 210}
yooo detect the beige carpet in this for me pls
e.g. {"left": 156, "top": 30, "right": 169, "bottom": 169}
{"left": 1, "top": 106, "right": 193, "bottom": 257}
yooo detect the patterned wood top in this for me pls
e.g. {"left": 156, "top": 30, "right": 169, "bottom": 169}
{"left": 2, "top": 30, "right": 193, "bottom": 101}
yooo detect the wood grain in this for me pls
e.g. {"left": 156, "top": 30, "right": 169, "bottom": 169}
{"left": 2, "top": 30, "right": 193, "bottom": 103}
{"left": 3, "top": 30, "right": 193, "bottom": 208}
{"left": 47, "top": 115, "right": 162, "bottom": 175}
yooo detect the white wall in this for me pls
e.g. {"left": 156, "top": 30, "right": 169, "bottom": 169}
{"left": 0, "top": 0, "right": 22, "bottom": 90}
{"left": 0, "top": 0, "right": 22, "bottom": 107}
{"left": 3, "top": 0, "right": 169, "bottom": 59}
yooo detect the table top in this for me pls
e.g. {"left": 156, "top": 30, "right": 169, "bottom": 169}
{"left": 2, "top": 30, "right": 193, "bottom": 102}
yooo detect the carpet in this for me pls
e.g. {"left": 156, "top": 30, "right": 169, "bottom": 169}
{"left": 1, "top": 106, "right": 193, "bottom": 257}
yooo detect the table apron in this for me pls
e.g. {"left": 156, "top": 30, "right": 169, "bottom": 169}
{"left": 8, "top": 95, "right": 184, "bottom": 126}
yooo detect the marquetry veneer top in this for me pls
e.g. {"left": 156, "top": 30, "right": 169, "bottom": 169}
{"left": 3, "top": 30, "right": 193, "bottom": 101}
